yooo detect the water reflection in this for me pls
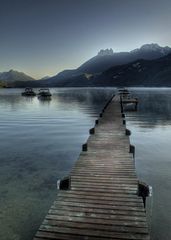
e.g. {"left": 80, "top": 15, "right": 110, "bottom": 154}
{"left": 0, "top": 87, "right": 115, "bottom": 240}
{"left": 125, "top": 89, "right": 171, "bottom": 128}
{"left": 1, "top": 87, "right": 171, "bottom": 240}
{"left": 38, "top": 97, "right": 52, "bottom": 106}
{"left": 0, "top": 88, "right": 115, "bottom": 114}
{"left": 126, "top": 88, "right": 171, "bottom": 240}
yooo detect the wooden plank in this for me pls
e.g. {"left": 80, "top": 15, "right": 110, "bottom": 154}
{"left": 35, "top": 230, "right": 149, "bottom": 240}
{"left": 45, "top": 214, "right": 148, "bottom": 228}
{"left": 55, "top": 196, "right": 143, "bottom": 208}
{"left": 71, "top": 184, "right": 138, "bottom": 191}
{"left": 57, "top": 191, "right": 142, "bottom": 202}
{"left": 70, "top": 187, "right": 138, "bottom": 195}
{"left": 71, "top": 176, "right": 138, "bottom": 182}
{"left": 38, "top": 225, "right": 149, "bottom": 240}
{"left": 71, "top": 173, "right": 137, "bottom": 178}
{"left": 53, "top": 201, "right": 145, "bottom": 213}
{"left": 50, "top": 205, "right": 146, "bottom": 217}
{"left": 48, "top": 209, "right": 147, "bottom": 222}
{"left": 71, "top": 172, "right": 137, "bottom": 177}
{"left": 42, "top": 219, "right": 148, "bottom": 234}
{"left": 70, "top": 180, "right": 137, "bottom": 186}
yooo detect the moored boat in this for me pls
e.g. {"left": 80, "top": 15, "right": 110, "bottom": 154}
{"left": 21, "top": 87, "right": 36, "bottom": 96}
{"left": 38, "top": 88, "right": 52, "bottom": 98}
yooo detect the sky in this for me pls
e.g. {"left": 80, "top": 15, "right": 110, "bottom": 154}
{"left": 0, "top": 0, "right": 171, "bottom": 79}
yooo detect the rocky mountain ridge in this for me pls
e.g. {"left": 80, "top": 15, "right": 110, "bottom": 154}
{"left": 1, "top": 43, "right": 171, "bottom": 87}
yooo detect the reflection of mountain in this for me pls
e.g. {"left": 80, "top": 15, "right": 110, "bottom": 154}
{"left": 0, "top": 93, "right": 35, "bottom": 110}
{"left": 0, "top": 88, "right": 115, "bottom": 115}
{"left": 51, "top": 88, "right": 115, "bottom": 111}
{"left": 126, "top": 89, "right": 171, "bottom": 128}
{"left": 1, "top": 88, "right": 171, "bottom": 128}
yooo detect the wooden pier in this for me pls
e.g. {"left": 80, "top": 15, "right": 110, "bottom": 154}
{"left": 34, "top": 94, "right": 150, "bottom": 240}
{"left": 119, "top": 90, "right": 138, "bottom": 111}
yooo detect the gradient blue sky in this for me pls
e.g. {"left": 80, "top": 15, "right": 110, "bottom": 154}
{"left": 0, "top": 0, "right": 171, "bottom": 79}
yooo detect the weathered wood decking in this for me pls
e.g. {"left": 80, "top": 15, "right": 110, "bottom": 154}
{"left": 34, "top": 95, "right": 150, "bottom": 240}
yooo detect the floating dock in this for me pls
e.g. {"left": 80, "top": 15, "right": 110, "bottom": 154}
{"left": 34, "top": 93, "right": 150, "bottom": 240}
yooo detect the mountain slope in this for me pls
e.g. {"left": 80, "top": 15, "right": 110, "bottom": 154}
{"left": 44, "top": 43, "right": 171, "bottom": 85}
{"left": 47, "top": 53, "right": 171, "bottom": 87}
{"left": 0, "top": 70, "right": 35, "bottom": 82}
{"left": 92, "top": 53, "right": 171, "bottom": 87}
{"left": 78, "top": 43, "right": 171, "bottom": 73}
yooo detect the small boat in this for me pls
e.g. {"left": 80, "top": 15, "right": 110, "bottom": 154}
{"left": 21, "top": 87, "right": 36, "bottom": 96}
{"left": 38, "top": 88, "right": 52, "bottom": 98}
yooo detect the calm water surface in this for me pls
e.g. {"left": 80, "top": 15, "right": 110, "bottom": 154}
{"left": 0, "top": 88, "right": 114, "bottom": 240}
{"left": 0, "top": 88, "right": 171, "bottom": 240}
{"left": 125, "top": 88, "right": 171, "bottom": 240}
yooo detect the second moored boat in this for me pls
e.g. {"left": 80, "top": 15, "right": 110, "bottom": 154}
{"left": 38, "top": 88, "right": 52, "bottom": 98}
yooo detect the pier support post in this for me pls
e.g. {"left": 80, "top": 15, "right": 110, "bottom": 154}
{"left": 82, "top": 143, "right": 87, "bottom": 151}
{"left": 57, "top": 176, "right": 71, "bottom": 190}
{"left": 126, "top": 129, "right": 131, "bottom": 136}
{"left": 89, "top": 128, "right": 95, "bottom": 135}
{"left": 129, "top": 144, "right": 135, "bottom": 157}
{"left": 135, "top": 101, "right": 138, "bottom": 111}
{"left": 120, "top": 102, "right": 123, "bottom": 113}
{"left": 138, "top": 181, "right": 150, "bottom": 208}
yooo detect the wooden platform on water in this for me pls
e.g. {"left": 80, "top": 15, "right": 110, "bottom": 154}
{"left": 121, "top": 98, "right": 138, "bottom": 104}
{"left": 34, "top": 94, "right": 150, "bottom": 240}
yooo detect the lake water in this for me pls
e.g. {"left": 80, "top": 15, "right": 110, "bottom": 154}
{"left": 125, "top": 88, "right": 171, "bottom": 240}
{"left": 0, "top": 88, "right": 171, "bottom": 240}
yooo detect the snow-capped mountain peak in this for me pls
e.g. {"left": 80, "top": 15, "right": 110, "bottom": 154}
{"left": 130, "top": 43, "right": 171, "bottom": 56}
{"left": 98, "top": 48, "right": 114, "bottom": 56}
{"left": 140, "top": 43, "right": 171, "bottom": 54}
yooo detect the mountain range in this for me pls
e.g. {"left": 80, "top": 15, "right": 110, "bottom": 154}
{"left": 1, "top": 43, "right": 171, "bottom": 87}
{"left": 39, "top": 43, "right": 171, "bottom": 86}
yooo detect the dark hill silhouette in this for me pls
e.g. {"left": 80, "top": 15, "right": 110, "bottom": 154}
{"left": 42, "top": 43, "right": 171, "bottom": 85}
{"left": 92, "top": 53, "right": 171, "bottom": 87}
